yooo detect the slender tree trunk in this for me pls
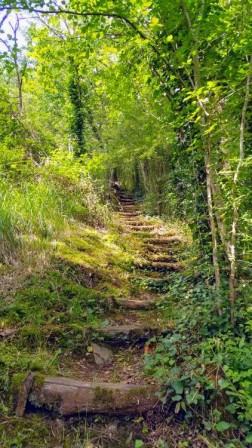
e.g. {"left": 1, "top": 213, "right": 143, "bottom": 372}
{"left": 205, "top": 149, "right": 221, "bottom": 313}
{"left": 180, "top": 0, "right": 221, "bottom": 312}
{"left": 228, "top": 54, "right": 252, "bottom": 321}
{"left": 15, "top": 63, "right": 23, "bottom": 112}
{"left": 140, "top": 160, "right": 149, "bottom": 192}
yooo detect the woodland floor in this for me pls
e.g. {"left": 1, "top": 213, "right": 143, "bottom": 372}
{"left": 0, "top": 192, "right": 215, "bottom": 448}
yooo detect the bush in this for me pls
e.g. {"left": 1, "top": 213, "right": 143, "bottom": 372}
{"left": 145, "top": 273, "right": 252, "bottom": 446}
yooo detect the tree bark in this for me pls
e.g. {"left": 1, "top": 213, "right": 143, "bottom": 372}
{"left": 228, "top": 54, "right": 252, "bottom": 320}
{"left": 180, "top": 0, "right": 221, "bottom": 312}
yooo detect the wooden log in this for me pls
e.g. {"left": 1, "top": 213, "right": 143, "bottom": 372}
{"left": 95, "top": 325, "right": 161, "bottom": 344}
{"left": 29, "top": 376, "right": 158, "bottom": 416}
{"left": 147, "top": 236, "right": 183, "bottom": 245}
{"left": 16, "top": 372, "right": 35, "bottom": 417}
{"left": 128, "top": 225, "right": 155, "bottom": 231}
{"left": 115, "top": 298, "right": 156, "bottom": 310}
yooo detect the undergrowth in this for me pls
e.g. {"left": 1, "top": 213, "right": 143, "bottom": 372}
{"left": 0, "top": 147, "right": 110, "bottom": 263}
{"left": 145, "top": 270, "right": 252, "bottom": 447}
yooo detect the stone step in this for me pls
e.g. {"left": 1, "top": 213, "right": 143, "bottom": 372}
{"left": 94, "top": 325, "right": 163, "bottom": 345}
{"left": 145, "top": 244, "right": 181, "bottom": 254}
{"left": 148, "top": 254, "right": 179, "bottom": 262}
{"left": 127, "top": 225, "right": 155, "bottom": 231}
{"left": 122, "top": 207, "right": 138, "bottom": 212}
{"left": 28, "top": 376, "right": 157, "bottom": 416}
{"left": 147, "top": 236, "right": 183, "bottom": 245}
{"left": 117, "top": 211, "right": 142, "bottom": 217}
{"left": 134, "top": 261, "right": 183, "bottom": 272}
{"left": 123, "top": 220, "right": 147, "bottom": 226}
{"left": 119, "top": 200, "right": 135, "bottom": 205}
{"left": 119, "top": 195, "right": 133, "bottom": 200}
{"left": 115, "top": 297, "right": 156, "bottom": 310}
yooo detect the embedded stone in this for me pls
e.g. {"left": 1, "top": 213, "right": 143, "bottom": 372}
{"left": 91, "top": 342, "right": 113, "bottom": 366}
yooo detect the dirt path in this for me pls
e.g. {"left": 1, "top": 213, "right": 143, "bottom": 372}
{"left": 12, "top": 191, "right": 208, "bottom": 447}
{"left": 26, "top": 191, "right": 186, "bottom": 409}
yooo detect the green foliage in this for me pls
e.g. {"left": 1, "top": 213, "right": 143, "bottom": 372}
{"left": 0, "top": 148, "right": 110, "bottom": 261}
{"left": 145, "top": 273, "right": 252, "bottom": 445}
{"left": 0, "top": 1, "right": 251, "bottom": 446}
{"left": 1, "top": 268, "right": 107, "bottom": 330}
{"left": 68, "top": 69, "right": 85, "bottom": 155}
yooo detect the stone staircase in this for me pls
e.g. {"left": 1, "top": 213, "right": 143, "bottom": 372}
{"left": 19, "top": 191, "right": 186, "bottom": 418}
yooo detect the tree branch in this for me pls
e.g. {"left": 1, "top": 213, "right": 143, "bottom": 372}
{"left": 0, "top": 5, "right": 187, "bottom": 88}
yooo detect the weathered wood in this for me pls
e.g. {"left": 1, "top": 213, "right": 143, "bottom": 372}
{"left": 117, "top": 211, "right": 142, "bottom": 217}
{"left": 134, "top": 261, "right": 182, "bottom": 271}
{"left": 95, "top": 325, "right": 161, "bottom": 344}
{"left": 147, "top": 236, "right": 183, "bottom": 245}
{"left": 128, "top": 225, "right": 155, "bottom": 231}
{"left": 115, "top": 298, "right": 156, "bottom": 310}
{"left": 29, "top": 376, "right": 158, "bottom": 416}
{"left": 122, "top": 205, "right": 138, "bottom": 209}
{"left": 123, "top": 221, "right": 147, "bottom": 226}
{"left": 120, "top": 199, "right": 134, "bottom": 204}
{"left": 151, "top": 261, "right": 183, "bottom": 270}
{"left": 149, "top": 254, "right": 178, "bottom": 262}
{"left": 16, "top": 372, "right": 35, "bottom": 417}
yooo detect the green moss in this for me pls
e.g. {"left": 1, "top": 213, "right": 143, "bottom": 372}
{"left": 11, "top": 372, "right": 28, "bottom": 394}
{"left": 94, "top": 387, "right": 115, "bottom": 405}
{"left": 32, "top": 373, "right": 46, "bottom": 391}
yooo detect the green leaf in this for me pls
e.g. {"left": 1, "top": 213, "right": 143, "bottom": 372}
{"left": 166, "top": 34, "right": 174, "bottom": 43}
{"left": 203, "top": 420, "right": 212, "bottom": 431}
{"left": 171, "top": 380, "right": 184, "bottom": 394}
{"left": 216, "top": 421, "right": 231, "bottom": 432}
{"left": 218, "top": 378, "right": 230, "bottom": 389}
{"left": 135, "top": 440, "right": 144, "bottom": 448}
{"left": 172, "top": 395, "right": 182, "bottom": 401}
{"left": 225, "top": 403, "right": 236, "bottom": 414}
{"left": 175, "top": 401, "right": 181, "bottom": 413}
{"left": 245, "top": 433, "right": 252, "bottom": 444}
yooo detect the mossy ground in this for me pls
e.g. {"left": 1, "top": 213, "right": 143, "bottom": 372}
{"left": 0, "top": 214, "right": 196, "bottom": 447}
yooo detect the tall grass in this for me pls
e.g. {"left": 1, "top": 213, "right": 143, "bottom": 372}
{"left": 0, "top": 148, "right": 110, "bottom": 262}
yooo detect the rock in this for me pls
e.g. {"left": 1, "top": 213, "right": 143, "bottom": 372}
{"left": 29, "top": 376, "right": 158, "bottom": 416}
{"left": 91, "top": 342, "right": 113, "bottom": 366}
{"left": 0, "top": 327, "right": 18, "bottom": 338}
{"left": 95, "top": 325, "right": 161, "bottom": 345}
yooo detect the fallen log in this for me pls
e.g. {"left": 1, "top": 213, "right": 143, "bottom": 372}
{"left": 29, "top": 376, "right": 158, "bottom": 416}
{"left": 94, "top": 325, "right": 161, "bottom": 344}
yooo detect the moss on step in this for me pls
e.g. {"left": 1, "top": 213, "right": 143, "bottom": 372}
{"left": 94, "top": 386, "right": 115, "bottom": 405}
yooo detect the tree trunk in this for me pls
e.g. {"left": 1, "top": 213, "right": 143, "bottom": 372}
{"left": 180, "top": 0, "right": 221, "bottom": 312}
{"left": 228, "top": 54, "right": 252, "bottom": 320}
